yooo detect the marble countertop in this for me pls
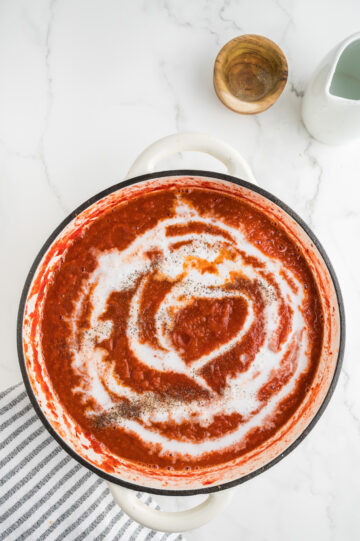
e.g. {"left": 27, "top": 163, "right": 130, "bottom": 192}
{"left": 1, "top": 0, "right": 359, "bottom": 539}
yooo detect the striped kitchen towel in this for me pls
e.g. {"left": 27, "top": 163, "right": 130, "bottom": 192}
{"left": 0, "top": 383, "right": 184, "bottom": 541}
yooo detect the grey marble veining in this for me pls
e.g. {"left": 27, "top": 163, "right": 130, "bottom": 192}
{"left": 1, "top": 1, "right": 359, "bottom": 539}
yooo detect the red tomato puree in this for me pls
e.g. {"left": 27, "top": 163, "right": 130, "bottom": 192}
{"left": 41, "top": 187, "right": 323, "bottom": 471}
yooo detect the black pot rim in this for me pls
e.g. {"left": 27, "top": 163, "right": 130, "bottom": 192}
{"left": 17, "top": 169, "right": 345, "bottom": 496}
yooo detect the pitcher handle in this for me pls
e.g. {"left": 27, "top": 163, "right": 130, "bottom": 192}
{"left": 126, "top": 132, "right": 257, "bottom": 185}
{"left": 107, "top": 482, "right": 236, "bottom": 533}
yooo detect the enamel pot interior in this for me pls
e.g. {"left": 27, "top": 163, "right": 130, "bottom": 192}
{"left": 18, "top": 171, "right": 344, "bottom": 495}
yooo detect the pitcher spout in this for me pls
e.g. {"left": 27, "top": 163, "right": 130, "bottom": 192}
{"left": 328, "top": 32, "right": 360, "bottom": 100}
{"left": 302, "top": 32, "right": 360, "bottom": 144}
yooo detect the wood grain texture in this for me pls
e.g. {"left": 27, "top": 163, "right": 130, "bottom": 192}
{"left": 213, "top": 34, "right": 288, "bottom": 114}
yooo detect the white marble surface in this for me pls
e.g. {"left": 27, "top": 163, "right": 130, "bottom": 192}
{"left": 0, "top": 0, "right": 359, "bottom": 539}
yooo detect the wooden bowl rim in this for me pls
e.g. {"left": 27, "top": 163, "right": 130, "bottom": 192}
{"left": 213, "top": 34, "right": 288, "bottom": 114}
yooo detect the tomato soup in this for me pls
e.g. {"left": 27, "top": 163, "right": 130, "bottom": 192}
{"left": 40, "top": 187, "right": 323, "bottom": 471}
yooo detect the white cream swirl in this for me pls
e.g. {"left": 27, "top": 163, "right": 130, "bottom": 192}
{"left": 69, "top": 197, "right": 309, "bottom": 458}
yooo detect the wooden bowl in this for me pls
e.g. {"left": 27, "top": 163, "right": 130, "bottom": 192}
{"left": 213, "top": 34, "right": 288, "bottom": 114}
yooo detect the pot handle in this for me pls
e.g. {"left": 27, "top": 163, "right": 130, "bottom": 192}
{"left": 107, "top": 482, "right": 235, "bottom": 533}
{"left": 126, "top": 132, "right": 257, "bottom": 185}
{"left": 110, "top": 132, "right": 248, "bottom": 532}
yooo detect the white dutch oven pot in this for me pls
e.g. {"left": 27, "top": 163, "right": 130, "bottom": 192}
{"left": 18, "top": 133, "right": 344, "bottom": 533}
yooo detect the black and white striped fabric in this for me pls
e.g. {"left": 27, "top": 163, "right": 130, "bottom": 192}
{"left": 0, "top": 383, "right": 184, "bottom": 541}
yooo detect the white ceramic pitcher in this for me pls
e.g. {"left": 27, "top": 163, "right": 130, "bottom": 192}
{"left": 302, "top": 32, "right": 360, "bottom": 144}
